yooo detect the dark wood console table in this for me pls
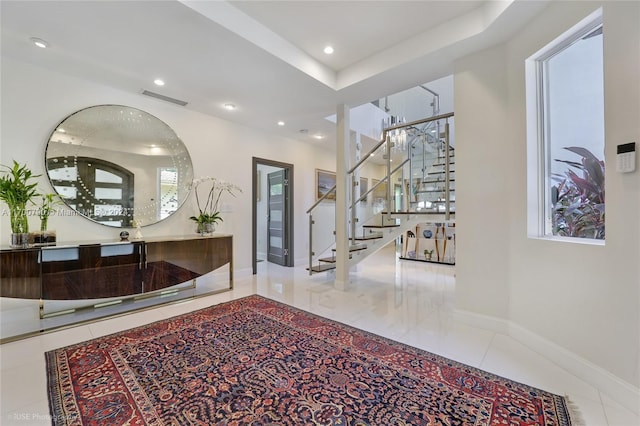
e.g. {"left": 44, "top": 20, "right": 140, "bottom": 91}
{"left": 0, "top": 235, "right": 232, "bottom": 317}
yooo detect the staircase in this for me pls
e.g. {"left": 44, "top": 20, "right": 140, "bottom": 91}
{"left": 307, "top": 112, "right": 455, "bottom": 274}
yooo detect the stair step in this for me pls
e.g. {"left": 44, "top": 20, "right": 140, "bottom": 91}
{"left": 307, "top": 264, "right": 336, "bottom": 273}
{"left": 362, "top": 224, "right": 399, "bottom": 229}
{"left": 318, "top": 254, "right": 352, "bottom": 263}
{"left": 415, "top": 189, "right": 454, "bottom": 193}
{"left": 354, "top": 235, "right": 383, "bottom": 241}
{"left": 382, "top": 211, "right": 455, "bottom": 216}
{"left": 332, "top": 244, "right": 367, "bottom": 253}
{"left": 421, "top": 179, "right": 455, "bottom": 183}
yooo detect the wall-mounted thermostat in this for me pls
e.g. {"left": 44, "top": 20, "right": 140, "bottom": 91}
{"left": 616, "top": 142, "right": 636, "bottom": 173}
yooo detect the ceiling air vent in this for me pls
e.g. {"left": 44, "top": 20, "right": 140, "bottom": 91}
{"left": 141, "top": 90, "right": 188, "bottom": 106}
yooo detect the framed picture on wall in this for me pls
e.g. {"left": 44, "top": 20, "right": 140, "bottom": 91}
{"left": 316, "top": 169, "right": 336, "bottom": 201}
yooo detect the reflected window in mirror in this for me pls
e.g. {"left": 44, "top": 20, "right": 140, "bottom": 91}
{"left": 48, "top": 157, "right": 134, "bottom": 227}
{"left": 159, "top": 167, "right": 179, "bottom": 220}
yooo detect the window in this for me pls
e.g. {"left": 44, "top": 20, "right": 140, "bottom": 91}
{"left": 527, "top": 11, "right": 605, "bottom": 241}
{"left": 47, "top": 157, "right": 134, "bottom": 227}
{"left": 158, "top": 167, "right": 179, "bottom": 220}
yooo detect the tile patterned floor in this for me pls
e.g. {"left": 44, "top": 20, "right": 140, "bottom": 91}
{"left": 0, "top": 245, "right": 638, "bottom": 425}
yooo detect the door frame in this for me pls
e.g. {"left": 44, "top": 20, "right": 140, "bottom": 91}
{"left": 252, "top": 157, "right": 294, "bottom": 274}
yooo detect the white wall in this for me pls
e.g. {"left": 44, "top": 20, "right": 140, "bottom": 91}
{"left": 0, "top": 57, "right": 337, "bottom": 272}
{"left": 454, "top": 45, "right": 511, "bottom": 320}
{"left": 454, "top": 0, "right": 639, "bottom": 393}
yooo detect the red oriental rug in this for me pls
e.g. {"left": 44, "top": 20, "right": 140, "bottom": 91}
{"left": 46, "top": 295, "right": 573, "bottom": 425}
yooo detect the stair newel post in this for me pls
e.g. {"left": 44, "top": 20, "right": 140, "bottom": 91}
{"left": 403, "top": 139, "right": 409, "bottom": 213}
{"left": 385, "top": 132, "right": 392, "bottom": 221}
{"left": 350, "top": 173, "right": 357, "bottom": 246}
{"left": 422, "top": 133, "right": 427, "bottom": 183}
{"left": 444, "top": 119, "right": 451, "bottom": 221}
{"left": 308, "top": 214, "right": 314, "bottom": 275}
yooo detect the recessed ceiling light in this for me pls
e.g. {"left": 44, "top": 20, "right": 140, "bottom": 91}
{"left": 30, "top": 37, "right": 49, "bottom": 49}
{"left": 224, "top": 103, "right": 236, "bottom": 110}
{"left": 323, "top": 46, "right": 334, "bottom": 55}
{"left": 153, "top": 79, "right": 165, "bottom": 86}
{"left": 57, "top": 128, "right": 66, "bottom": 133}
{"left": 370, "top": 153, "right": 375, "bottom": 157}
{"left": 313, "top": 134, "right": 325, "bottom": 140}
{"left": 277, "top": 121, "right": 285, "bottom": 126}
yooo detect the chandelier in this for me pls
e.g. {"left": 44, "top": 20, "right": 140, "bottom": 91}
{"left": 381, "top": 116, "right": 408, "bottom": 153}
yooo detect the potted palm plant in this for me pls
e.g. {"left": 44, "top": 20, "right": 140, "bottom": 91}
{"left": 0, "top": 161, "right": 40, "bottom": 247}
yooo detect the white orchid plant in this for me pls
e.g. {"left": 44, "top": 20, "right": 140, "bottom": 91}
{"left": 190, "top": 177, "right": 242, "bottom": 226}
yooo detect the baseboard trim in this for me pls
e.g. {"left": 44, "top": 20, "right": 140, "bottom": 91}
{"left": 453, "top": 309, "right": 510, "bottom": 334}
{"left": 508, "top": 322, "right": 639, "bottom": 414}
{"left": 455, "top": 309, "right": 640, "bottom": 415}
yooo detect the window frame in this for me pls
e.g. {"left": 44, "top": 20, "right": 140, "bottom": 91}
{"left": 526, "top": 9, "right": 604, "bottom": 244}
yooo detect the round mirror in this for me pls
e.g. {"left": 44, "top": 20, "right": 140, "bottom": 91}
{"left": 45, "top": 105, "right": 193, "bottom": 227}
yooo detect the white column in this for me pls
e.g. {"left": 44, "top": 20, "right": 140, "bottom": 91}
{"left": 335, "top": 104, "right": 350, "bottom": 290}
{"left": 354, "top": 133, "right": 361, "bottom": 201}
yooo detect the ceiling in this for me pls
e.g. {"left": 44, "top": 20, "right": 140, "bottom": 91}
{"left": 0, "top": 0, "right": 548, "bottom": 149}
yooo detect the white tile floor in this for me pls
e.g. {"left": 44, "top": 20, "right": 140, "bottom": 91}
{"left": 1, "top": 244, "right": 638, "bottom": 425}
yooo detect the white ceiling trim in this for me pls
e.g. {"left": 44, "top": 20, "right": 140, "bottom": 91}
{"left": 181, "top": 0, "right": 514, "bottom": 93}
{"left": 179, "top": 0, "right": 337, "bottom": 89}
{"left": 335, "top": 0, "right": 515, "bottom": 90}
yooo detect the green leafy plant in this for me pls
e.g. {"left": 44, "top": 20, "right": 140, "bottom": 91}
{"left": 551, "top": 147, "right": 605, "bottom": 239}
{"left": 38, "top": 193, "right": 61, "bottom": 231}
{"left": 191, "top": 211, "right": 223, "bottom": 226}
{"left": 0, "top": 161, "right": 40, "bottom": 233}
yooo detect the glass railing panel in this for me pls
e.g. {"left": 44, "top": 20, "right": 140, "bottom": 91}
{"left": 309, "top": 197, "right": 337, "bottom": 265}
{"left": 352, "top": 164, "right": 406, "bottom": 235}
{"left": 406, "top": 116, "right": 455, "bottom": 213}
{"left": 374, "top": 84, "right": 441, "bottom": 122}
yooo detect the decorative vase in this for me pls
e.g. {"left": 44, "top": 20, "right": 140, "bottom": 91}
{"left": 42, "top": 230, "right": 57, "bottom": 246}
{"left": 9, "top": 208, "right": 29, "bottom": 247}
{"left": 10, "top": 233, "right": 29, "bottom": 248}
{"left": 28, "top": 231, "right": 42, "bottom": 245}
{"left": 29, "top": 230, "right": 57, "bottom": 246}
{"left": 197, "top": 223, "right": 215, "bottom": 235}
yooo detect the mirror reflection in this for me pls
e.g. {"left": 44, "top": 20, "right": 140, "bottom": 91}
{"left": 45, "top": 105, "right": 193, "bottom": 227}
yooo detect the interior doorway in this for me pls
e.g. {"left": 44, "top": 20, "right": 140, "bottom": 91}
{"left": 252, "top": 157, "right": 294, "bottom": 274}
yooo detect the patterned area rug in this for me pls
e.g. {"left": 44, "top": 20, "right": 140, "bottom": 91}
{"left": 47, "top": 295, "right": 572, "bottom": 425}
